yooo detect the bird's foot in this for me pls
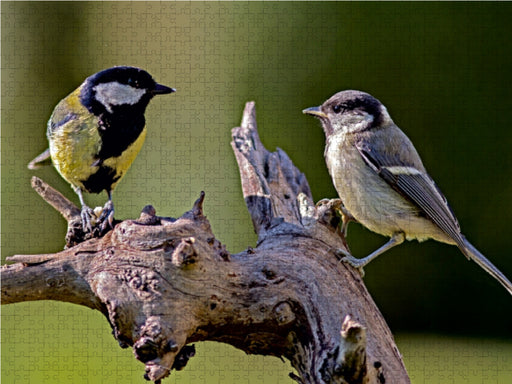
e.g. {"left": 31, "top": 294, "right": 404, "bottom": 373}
{"left": 79, "top": 202, "right": 114, "bottom": 236}
{"left": 97, "top": 200, "right": 115, "bottom": 233}
{"left": 334, "top": 249, "right": 365, "bottom": 278}
{"left": 80, "top": 205, "right": 96, "bottom": 233}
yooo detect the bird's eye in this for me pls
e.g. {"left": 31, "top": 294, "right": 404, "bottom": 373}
{"left": 127, "top": 78, "right": 139, "bottom": 87}
{"left": 332, "top": 105, "right": 343, "bottom": 114}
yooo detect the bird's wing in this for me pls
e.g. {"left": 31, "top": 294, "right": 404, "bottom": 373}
{"left": 355, "top": 141, "right": 465, "bottom": 249}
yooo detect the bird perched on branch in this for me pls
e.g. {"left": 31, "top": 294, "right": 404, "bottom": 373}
{"left": 303, "top": 90, "right": 512, "bottom": 295}
{"left": 29, "top": 66, "right": 175, "bottom": 233}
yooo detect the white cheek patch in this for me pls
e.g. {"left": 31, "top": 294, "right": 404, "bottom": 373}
{"left": 93, "top": 82, "right": 146, "bottom": 113}
{"left": 340, "top": 112, "right": 374, "bottom": 133}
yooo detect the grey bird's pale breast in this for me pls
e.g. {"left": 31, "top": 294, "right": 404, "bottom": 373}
{"left": 324, "top": 131, "right": 455, "bottom": 245}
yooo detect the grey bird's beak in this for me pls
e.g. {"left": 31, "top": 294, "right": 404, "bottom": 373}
{"left": 302, "top": 106, "right": 327, "bottom": 119}
{"left": 153, "top": 83, "right": 176, "bottom": 95}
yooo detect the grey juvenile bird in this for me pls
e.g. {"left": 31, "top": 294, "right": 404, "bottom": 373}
{"left": 303, "top": 90, "right": 512, "bottom": 295}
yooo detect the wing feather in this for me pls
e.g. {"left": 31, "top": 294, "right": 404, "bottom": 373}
{"left": 356, "top": 142, "right": 465, "bottom": 249}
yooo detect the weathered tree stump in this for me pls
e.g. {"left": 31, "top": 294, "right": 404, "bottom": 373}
{"left": 1, "top": 102, "right": 409, "bottom": 383}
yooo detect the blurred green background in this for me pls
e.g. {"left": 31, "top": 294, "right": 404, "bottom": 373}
{"left": 2, "top": 2, "right": 512, "bottom": 383}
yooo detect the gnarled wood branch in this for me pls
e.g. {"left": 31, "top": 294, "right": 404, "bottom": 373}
{"left": 1, "top": 102, "right": 409, "bottom": 384}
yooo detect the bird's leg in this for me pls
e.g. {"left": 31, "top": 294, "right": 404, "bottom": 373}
{"left": 336, "top": 232, "right": 405, "bottom": 277}
{"left": 337, "top": 205, "right": 357, "bottom": 253}
{"left": 98, "top": 190, "right": 115, "bottom": 232}
{"left": 75, "top": 187, "right": 94, "bottom": 233}
{"left": 338, "top": 204, "right": 356, "bottom": 239}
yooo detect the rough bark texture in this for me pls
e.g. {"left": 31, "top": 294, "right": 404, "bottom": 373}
{"left": 1, "top": 102, "right": 410, "bottom": 384}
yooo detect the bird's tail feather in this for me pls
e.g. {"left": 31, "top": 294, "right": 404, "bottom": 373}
{"left": 460, "top": 238, "right": 512, "bottom": 296}
{"left": 28, "top": 148, "right": 51, "bottom": 170}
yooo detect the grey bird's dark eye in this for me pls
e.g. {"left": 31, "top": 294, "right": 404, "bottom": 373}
{"left": 332, "top": 105, "right": 343, "bottom": 114}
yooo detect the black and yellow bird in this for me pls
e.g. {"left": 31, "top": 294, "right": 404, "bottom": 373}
{"left": 29, "top": 66, "right": 175, "bottom": 232}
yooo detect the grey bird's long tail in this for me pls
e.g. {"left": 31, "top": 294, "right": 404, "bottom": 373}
{"left": 460, "top": 238, "right": 512, "bottom": 296}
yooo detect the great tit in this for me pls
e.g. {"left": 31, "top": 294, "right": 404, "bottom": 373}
{"left": 29, "top": 66, "right": 175, "bottom": 233}
{"left": 303, "top": 90, "right": 512, "bottom": 295}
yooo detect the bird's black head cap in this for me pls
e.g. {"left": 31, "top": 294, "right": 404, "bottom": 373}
{"left": 325, "top": 90, "right": 383, "bottom": 129}
{"left": 77, "top": 67, "right": 174, "bottom": 161}
{"left": 304, "top": 90, "right": 387, "bottom": 136}
{"left": 80, "top": 66, "right": 174, "bottom": 117}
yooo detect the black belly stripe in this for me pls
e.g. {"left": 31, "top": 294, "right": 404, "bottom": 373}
{"left": 81, "top": 166, "right": 120, "bottom": 193}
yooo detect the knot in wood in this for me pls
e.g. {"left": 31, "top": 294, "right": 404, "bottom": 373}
{"left": 139, "top": 316, "right": 165, "bottom": 339}
{"left": 164, "top": 340, "right": 179, "bottom": 353}
{"left": 324, "top": 315, "right": 367, "bottom": 384}
{"left": 340, "top": 315, "right": 366, "bottom": 345}
{"left": 135, "top": 317, "right": 171, "bottom": 362}
{"left": 171, "top": 237, "right": 197, "bottom": 267}
{"left": 273, "top": 301, "right": 295, "bottom": 325}
{"left": 137, "top": 205, "right": 159, "bottom": 225}
{"left": 120, "top": 269, "right": 160, "bottom": 298}
{"left": 136, "top": 317, "right": 191, "bottom": 382}
{"left": 315, "top": 198, "right": 342, "bottom": 231}
{"left": 134, "top": 337, "right": 159, "bottom": 363}
{"left": 45, "top": 276, "right": 64, "bottom": 288}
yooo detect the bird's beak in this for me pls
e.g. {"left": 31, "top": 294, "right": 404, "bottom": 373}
{"left": 153, "top": 83, "right": 176, "bottom": 95}
{"left": 302, "top": 106, "right": 327, "bottom": 119}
